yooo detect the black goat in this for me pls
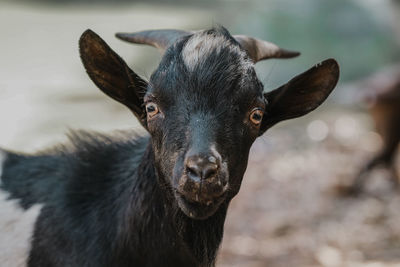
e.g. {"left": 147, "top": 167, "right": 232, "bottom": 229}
{"left": 0, "top": 27, "right": 339, "bottom": 267}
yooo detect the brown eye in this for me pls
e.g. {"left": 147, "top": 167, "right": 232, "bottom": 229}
{"left": 146, "top": 103, "right": 159, "bottom": 118}
{"left": 249, "top": 108, "right": 263, "bottom": 125}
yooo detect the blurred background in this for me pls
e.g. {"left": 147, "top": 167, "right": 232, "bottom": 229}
{"left": 1, "top": 0, "right": 400, "bottom": 266}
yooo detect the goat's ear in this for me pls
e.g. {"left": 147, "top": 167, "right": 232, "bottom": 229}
{"left": 79, "top": 29, "right": 148, "bottom": 128}
{"left": 260, "top": 59, "right": 339, "bottom": 133}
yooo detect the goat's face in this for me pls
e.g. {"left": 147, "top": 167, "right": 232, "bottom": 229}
{"left": 80, "top": 27, "right": 339, "bottom": 219}
{"left": 145, "top": 31, "right": 265, "bottom": 218}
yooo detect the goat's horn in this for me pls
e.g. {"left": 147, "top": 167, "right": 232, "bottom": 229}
{"left": 233, "top": 35, "right": 300, "bottom": 62}
{"left": 115, "top": 29, "right": 192, "bottom": 53}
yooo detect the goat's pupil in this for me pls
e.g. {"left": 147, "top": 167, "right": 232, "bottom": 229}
{"left": 147, "top": 105, "right": 155, "bottom": 113}
{"left": 252, "top": 113, "right": 261, "bottom": 121}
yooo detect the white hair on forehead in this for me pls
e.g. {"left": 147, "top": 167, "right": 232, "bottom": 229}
{"left": 182, "top": 31, "right": 251, "bottom": 72}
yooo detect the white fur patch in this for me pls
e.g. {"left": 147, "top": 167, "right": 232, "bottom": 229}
{"left": 182, "top": 31, "right": 249, "bottom": 72}
{"left": 182, "top": 33, "right": 227, "bottom": 71}
{"left": 0, "top": 190, "right": 42, "bottom": 267}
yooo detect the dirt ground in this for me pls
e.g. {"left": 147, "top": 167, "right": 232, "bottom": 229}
{"left": 217, "top": 110, "right": 400, "bottom": 267}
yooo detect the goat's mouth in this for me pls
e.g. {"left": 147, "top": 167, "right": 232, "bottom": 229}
{"left": 175, "top": 191, "right": 227, "bottom": 220}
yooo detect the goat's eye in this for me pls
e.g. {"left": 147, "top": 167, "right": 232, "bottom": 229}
{"left": 249, "top": 108, "right": 263, "bottom": 125}
{"left": 146, "top": 103, "right": 159, "bottom": 118}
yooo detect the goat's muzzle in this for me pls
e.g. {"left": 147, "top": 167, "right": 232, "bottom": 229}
{"left": 175, "top": 152, "right": 229, "bottom": 219}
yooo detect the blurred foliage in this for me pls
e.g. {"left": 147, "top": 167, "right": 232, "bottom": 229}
{"left": 3, "top": 0, "right": 399, "bottom": 97}
{"left": 16, "top": 0, "right": 217, "bottom": 6}
{"left": 9, "top": 0, "right": 399, "bottom": 86}
{"left": 230, "top": 0, "right": 399, "bottom": 87}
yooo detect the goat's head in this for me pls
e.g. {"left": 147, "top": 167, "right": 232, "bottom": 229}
{"left": 79, "top": 27, "right": 339, "bottom": 220}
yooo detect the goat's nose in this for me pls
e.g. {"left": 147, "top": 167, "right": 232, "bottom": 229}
{"left": 185, "top": 156, "right": 219, "bottom": 181}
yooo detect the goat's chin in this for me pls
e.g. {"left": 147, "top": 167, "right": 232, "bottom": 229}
{"left": 175, "top": 193, "right": 226, "bottom": 220}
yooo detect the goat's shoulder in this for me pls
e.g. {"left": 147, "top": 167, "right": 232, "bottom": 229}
{"left": 60, "top": 130, "right": 150, "bottom": 209}
{"left": 27, "top": 131, "right": 152, "bottom": 266}
{"left": 0, "top": 130, "right": 148, "bottom": 209}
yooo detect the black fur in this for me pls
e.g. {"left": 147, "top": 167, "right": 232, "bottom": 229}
{"left": 2, "top": 132, "right": 224, "bottom": 266}
{"left": 0, "top": 26, "right": 339, "bottom": 267}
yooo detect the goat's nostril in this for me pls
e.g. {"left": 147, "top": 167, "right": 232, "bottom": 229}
{"left": 202, "top": 164, "right": 218, "bottom": 180}
{"left": 187, "top": 165, "right": 199, "bottom": 178}
{"left": 185, "top": 156, "right": 219, "bottom": 181}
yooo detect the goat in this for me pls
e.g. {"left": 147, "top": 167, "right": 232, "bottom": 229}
{"left": 0, "top": 27, "right": 339, "bottom": 267}
{"left": 348, "top": 64, "right": 400, "bottom": 194}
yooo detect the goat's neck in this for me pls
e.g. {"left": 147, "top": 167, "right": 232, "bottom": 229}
{"left": 120, "top": 142, "right": 229, "bottom": 265}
